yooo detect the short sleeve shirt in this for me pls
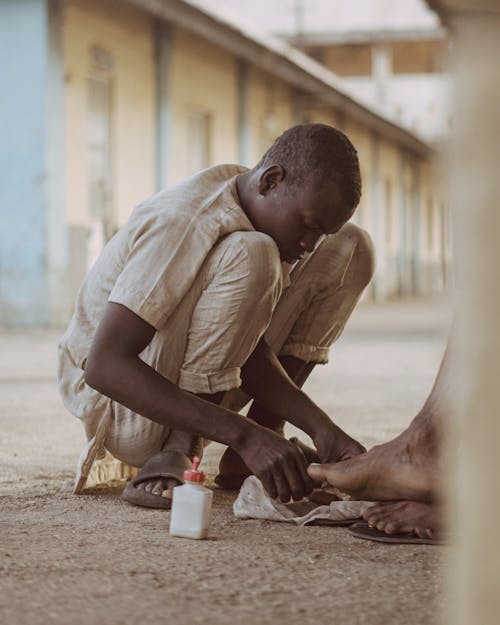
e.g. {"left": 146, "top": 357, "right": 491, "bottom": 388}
{"left": 59, "top": 164, "right": 254, "bottom": 369}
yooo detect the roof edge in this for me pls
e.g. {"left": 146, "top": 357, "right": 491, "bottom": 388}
{"left": 124, "top": 0, "right": 434, "bottom": 157}
{"left": 280, "top": 27, "right": 446, "bottom": 46}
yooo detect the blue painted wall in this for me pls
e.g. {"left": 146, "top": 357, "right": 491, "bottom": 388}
{"left": 0, "top": 0, "right": 50, "bottom": 325}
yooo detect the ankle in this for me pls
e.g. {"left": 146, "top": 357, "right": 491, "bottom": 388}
{"left": 407, "top": 414, "right": 439, "bottom": 459}
{"left": 163, "top": 431, "right": 204, "bottom": 459}
{"left": 247, "top": 402, "right": 285, "bottom": 434}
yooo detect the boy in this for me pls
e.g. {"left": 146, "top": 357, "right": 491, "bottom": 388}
{"left": 58, "top": 123, "right": 374, "bottom": 508}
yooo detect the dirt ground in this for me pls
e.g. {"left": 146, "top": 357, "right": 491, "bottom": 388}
{"left": 1, "top": 298, "right": 450, "bottom": 625}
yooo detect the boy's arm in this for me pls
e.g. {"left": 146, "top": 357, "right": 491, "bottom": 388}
{"left": 240, "top": 337, "right": 365, "bottom": 463}
{"left": 84, "top": 302, "right": 313, "bottom": 502}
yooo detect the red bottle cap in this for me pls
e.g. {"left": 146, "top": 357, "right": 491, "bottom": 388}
{"left": 183, "top": 456, "right": 205, "bottom": 483}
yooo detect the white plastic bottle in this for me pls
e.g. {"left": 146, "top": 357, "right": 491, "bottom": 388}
{"left": 169, "top": 456, "right": 213, "bottom": 539}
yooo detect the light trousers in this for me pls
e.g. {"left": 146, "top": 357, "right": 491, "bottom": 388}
{"left": 59, "top": 223, "right": 374, "bottom": 490}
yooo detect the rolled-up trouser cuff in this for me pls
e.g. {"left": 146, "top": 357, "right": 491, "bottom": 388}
{"left": 280, "top": 343, "right": 329, "bottom": 364}
{"left": 178, "top": 366, "right": 242, "bottom": 395}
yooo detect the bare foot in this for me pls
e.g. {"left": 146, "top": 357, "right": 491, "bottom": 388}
{"left": 363, "top": 501, "right": 439, "bottom": 539}
{"left": 136, "top": 477, "right": 179, "bottom": 500}
{"left": 215, "top": 446, "right": 251, "bottom": 489}
{"left": 136, "top": 430, "right": 202, "bottom": 500}
{"left": 307, "top": 417, "right": 439, "bottom": 502}
{"left": 122, "top": 449, "right": 192, "bottom": 509}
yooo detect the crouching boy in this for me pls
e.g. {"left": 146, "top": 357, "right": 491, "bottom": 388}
{"left": 58, "top": 123, "right": 374, "bottom": 508}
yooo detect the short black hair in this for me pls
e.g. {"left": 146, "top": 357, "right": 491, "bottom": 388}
{"left": 256, "top": 123, "right": 362, "bottom": 210}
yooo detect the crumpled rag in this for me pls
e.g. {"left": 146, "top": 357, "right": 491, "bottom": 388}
{"left": 233, "top": 475, "right": 372, "bottom": 526}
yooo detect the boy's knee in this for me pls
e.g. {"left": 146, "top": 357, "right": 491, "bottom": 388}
{"left": 222, "top": 231, "right": 282, "bottom": 293}
{"left": 311, "top": 223, "right": 375, "bottom": 294}
{"left": 342, "top": 223, "right": 376, "bottom": 287}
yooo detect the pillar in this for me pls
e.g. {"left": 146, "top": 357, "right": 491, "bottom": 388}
{"left": 428, "top": 2, "right": 500, "bottom": 624}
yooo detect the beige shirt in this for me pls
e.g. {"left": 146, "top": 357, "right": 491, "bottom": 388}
{"left": 59, "top": 163, "right": 256, "bottom": 376}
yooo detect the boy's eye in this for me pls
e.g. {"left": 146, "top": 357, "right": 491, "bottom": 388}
{"left": 302, "top": 218, "right": 323, "bottom": 233}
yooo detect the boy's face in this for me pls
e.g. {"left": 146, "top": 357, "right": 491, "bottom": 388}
{"left": 256, "top": 172, "right": 353, "bottom": 263}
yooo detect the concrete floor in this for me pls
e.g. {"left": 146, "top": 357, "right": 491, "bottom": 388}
{"left": 0, "top": 297, "right": 450, "bottom": 625}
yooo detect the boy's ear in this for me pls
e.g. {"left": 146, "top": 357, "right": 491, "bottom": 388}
{"left": 258, "top": 165, "right": 285, "bottom": 195}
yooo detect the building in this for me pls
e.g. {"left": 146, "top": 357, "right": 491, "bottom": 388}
{"left": 223, "top": 0, "right": 452, "bottom": 143}
{"left": 0, "top": 0, "right": 446, "bottom": 327}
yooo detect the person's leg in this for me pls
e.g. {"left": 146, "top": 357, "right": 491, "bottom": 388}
{"left": 217, "top": 222, "right": 375, "bottom": 486}
{"left": 104, "top": 231, "right": 283, "bottom": 504}
{"left": 133, "top": 391, "right": 223, "bottom": 499}
{"left": 308, "top": 348, "right": 447, "bottom": 502}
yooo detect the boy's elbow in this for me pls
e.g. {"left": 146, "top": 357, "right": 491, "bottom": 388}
{"left": 84, "top": 356, "right": 107, "bottom": 394}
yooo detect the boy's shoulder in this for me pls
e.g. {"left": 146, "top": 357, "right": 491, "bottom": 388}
{"left": 130, "top": 164, "right": 249, "bottom": 227}
{"left": 150, "top": 164, "right": 246, "bottom": 204}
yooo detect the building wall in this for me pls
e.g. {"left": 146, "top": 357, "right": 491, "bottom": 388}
{"left": 245, "top": 67, "right": 295, "bottom": 165}
{"left": 342, "top": 119, "right": 376, "bottom": 234}
{"left": 341, "top": 117, "right": 445, "bottom": 301}
{"left": 0, "top": 0, "right": 446, "bottom": 326}
{"left": 392, "top": 39, "right": 444, "bottom": 74}
{"left": 316, "top": 44, "right": 372, "bottom": 76}
{"left": 301, "top": 106, "right": 345, "bottom": 132}
{"left": 62, "top": 0, "right": 156, "bottom": 305}
{"left": 310, "top": 39, "right": 450, "bottom": 143}
{"left": 418, "top": 159, "right": 445, "bottom": 293}
{"left": 168, "top": 28, "right": 239, "bottom": 182}
{"left": 315, "top": 39, "right": 445, "bottom": 77}
{"left": 368, "top": 137, "right": 399, "bottom": 300}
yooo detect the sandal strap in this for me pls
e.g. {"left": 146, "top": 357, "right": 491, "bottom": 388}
{"left": 130, "top": 450, "right": 192, "bottom": 487}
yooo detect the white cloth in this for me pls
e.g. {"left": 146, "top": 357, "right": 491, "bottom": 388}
{"left": 233, "top": 476, "right": 372, "bottom": 526}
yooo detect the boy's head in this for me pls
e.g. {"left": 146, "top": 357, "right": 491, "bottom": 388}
{"left": 240, "top": 123, "right": 362, "bottom": 263}
{"left": 257, "top": 123, "right": 361, "bottom": 210}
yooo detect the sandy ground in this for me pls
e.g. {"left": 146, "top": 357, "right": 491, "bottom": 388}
{"left": 1, "top": 298, "right": 450, "bottom": 625}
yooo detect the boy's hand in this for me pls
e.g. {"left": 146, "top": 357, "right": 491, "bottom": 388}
{"left": 237, "top": 427, "right": 314, "bottom": 502}
{"left": 313, "top": 423, "right": 365, "bottom": 465}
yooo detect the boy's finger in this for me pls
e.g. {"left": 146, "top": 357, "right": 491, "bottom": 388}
{"left": 261, "top": 472, "right": 278, "bottom": 500}
{"left": 273, "top": 468, "right": 292, "bottom": 503}
{"left": 294, "top": 456, "right": 314, "bottom": 496}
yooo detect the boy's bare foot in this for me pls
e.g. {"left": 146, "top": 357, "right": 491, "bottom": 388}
{"left": 363, "top": 501, "right": 439, "bottom": 539}
{"left": 215, "top": 446, "right": 251, "bottom": 490}
{"left": 133, "top": 392, "right": 221, "bottom": 500}
{"left": 307, "top": 415, "right": 439, "bottom": 502}
{"left": 136, "top": 476, "right": 180, "bottom": 499}
{"left": 135, "top": 389, "right": 225, "bottom": 499}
